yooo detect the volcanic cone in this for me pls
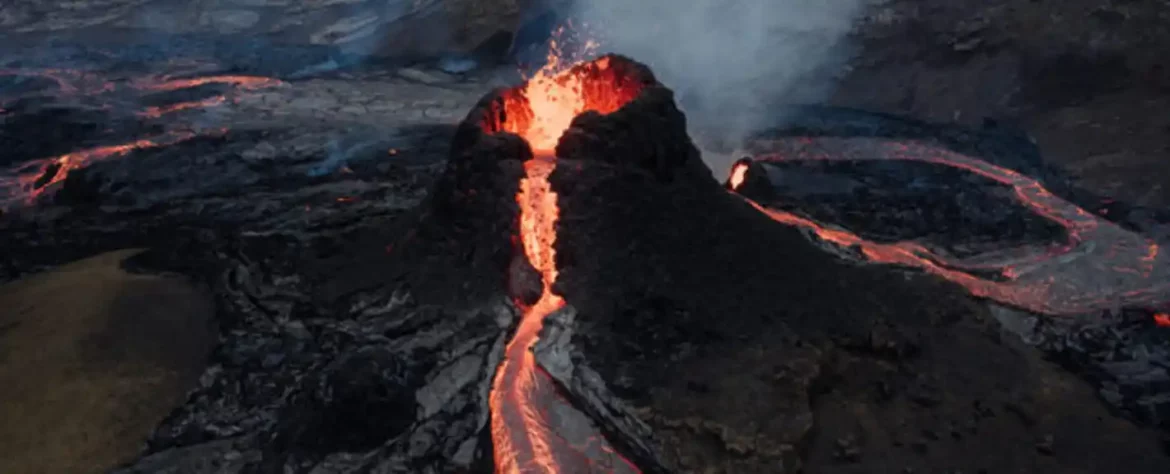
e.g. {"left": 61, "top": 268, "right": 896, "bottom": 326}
{"left": 373, "top": 53, "right": 1168, "bottom": 474}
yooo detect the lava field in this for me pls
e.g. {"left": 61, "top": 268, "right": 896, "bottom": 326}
{"left": 2, "top": 32, "right": 1170, "bottom": 474}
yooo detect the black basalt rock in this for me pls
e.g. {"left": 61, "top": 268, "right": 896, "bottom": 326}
{"left": 555, "top": 59, "right": 703, "bottom": 183}
{"left": 273, "top": 348, "right": 420, "bottom": 454}
{"left": 375, "top": 88, "right": 532, "bottom": 308}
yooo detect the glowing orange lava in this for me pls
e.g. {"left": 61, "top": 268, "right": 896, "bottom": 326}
{"left": 1, "top": 130, "right": 220, "bottom": 208}
{"left": 491, "top": 157, "right": 566, "bottom": 474}
{"left": 138, "top": 96, "right": 227, "bottom": 118}
{"left": 728, "top": 161, "right": 750, "bottom": 190}
{"left": 1155, "top": 313, "right": 1170, "bottom": 327}
{"left": 495, "top": 35, "right": 642, "bottom": 156}
{"left": 732, "top": 138, "right": 1170, "bottom": 317}
{"left": 0, "top": 66, "right": 282, "bottom": 208}
{"left": 132, "top": 75, "right": 281, "bottom": 118}
{"left": 134, "top": 74, "right": 283, "bottom": 93}
{"left": 487, "top": 36, "right": 644, "bottom": 474}
{"left": 22, "top": 132, "right": 197, "bottom": 194}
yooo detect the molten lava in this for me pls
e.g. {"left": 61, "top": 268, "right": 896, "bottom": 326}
{"left": 0, "top": 66, "right": 282, "bottom": 207}
{"left": 1, "top": 131, "right": 208, "bottom": 207}
{"left": 490, "top": 157, "right": 566, "bottom": 474}
{"left": 133, "top": 74, "right": 283, "bottom": 93}
{"left": 729, "top": 138, "right": 1170, "bottom": 318}
{"left": 137, "top": 96, "right": 227, "bottom": 118}
{"left": 133, "top": 75, "right": 282, "bottom": 118}
{"left": 728, "top": 159, "right": 750, "bottom": 190}
{"left": 486, "top": 42, "right": 645, "bottom": 473}
{"left": 1155, "top": 313, "right": 1170, "bottom": 328}
{"left": 494, "top": 36, "right": 643, "bottom": 155}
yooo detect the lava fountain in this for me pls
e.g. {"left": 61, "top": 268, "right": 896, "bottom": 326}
{"left": 476, "top": 49, "right": 648, "bottom": 472}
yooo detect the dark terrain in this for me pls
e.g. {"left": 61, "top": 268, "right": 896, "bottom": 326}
{"left": 0, "top": 1, "right": 1168, "bottom": 474}
{"left": 838, "top": 0, "right": 1170, "bottom": 208}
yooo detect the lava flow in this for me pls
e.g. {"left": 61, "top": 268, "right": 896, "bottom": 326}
{"left": 133, "top": 74, "right": 283, "bottom": 119}
{"left": 729, "top": 138, "right": 1170, "bottom": 318}
{"left": 1156, "top": 313, "right": 1170, "bottom": 327}
{"left": 0, "top": 130, "right": 215, "bottom": 208}
{"left": 0, "top": 65, "right": 282, "bottom": 207}
{"left": 486, "top": 40, "right": 645, "bottom": 474}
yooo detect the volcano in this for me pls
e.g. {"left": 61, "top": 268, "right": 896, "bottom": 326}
{"left": 361, "top": 53, "right": 1170, "bottom": 473}
{"left": 3, "top": 37, "right": 1170, "bottom": 474}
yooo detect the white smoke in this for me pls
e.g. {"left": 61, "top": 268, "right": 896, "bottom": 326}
{"left": 568, "top": 0, "right": 868, "bottom": 177}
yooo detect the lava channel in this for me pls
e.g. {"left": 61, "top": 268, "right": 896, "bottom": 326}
{"left": 486, "top": 44, "right": 645, "bottom": 473}
{"left": 0, "top": 68, "right": 282, "bottom": 207}
{"left": 728, "top": 137, "right": 1170, "bottom": 318}
{"left": 0, "top": 130, "right": 221, "bottom": 208}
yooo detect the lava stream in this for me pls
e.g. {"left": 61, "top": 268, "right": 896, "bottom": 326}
{"left": 0, "top": 67, "right": 279, "bottom": 102}
{"left": 0, "top": 65, "right": 283, "bottom": 208}
{"left": 133, "top": 74, "right": 283, "bottom": 93}
{"left": 137, "top": 96, "right": 227, "bottom": 118}
{"left": 490, "top": 157, "right": 566, "bottom": 474}
{"left": 731, "top": 137, "right": 1170, "bottom": 316}
{"left": 487, "top": 38, "right": 643, "bottom": 474}
{"left": 1, "top": 130, "right": 212, "bottom": 207}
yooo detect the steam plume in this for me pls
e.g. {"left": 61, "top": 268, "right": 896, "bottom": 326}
{"left": 568, "top": 0, "right": 868, "bottom": 177}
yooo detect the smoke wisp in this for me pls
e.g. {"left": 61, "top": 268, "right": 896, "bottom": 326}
{"left": 568, "top": 0, "right": 868, "bottom": 177}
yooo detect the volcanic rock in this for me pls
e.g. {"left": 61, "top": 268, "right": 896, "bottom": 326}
{"left": 2, "top": 23, "right": 1168, "bottom": 474}
{"left": 2, "top": 0, "right": 536, "bottom": 63}
{"left": 252, "top": 347, "right": 422, "bottom": 469}
{"left": 532, "top": 56, "right": 1170, "bottom": 473}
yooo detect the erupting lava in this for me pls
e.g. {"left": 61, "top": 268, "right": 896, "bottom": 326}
{"left": 727, "top": 159, "right": 751, "bottom": 191}
{"left": 486, "top": 39, "right": 645, "bottom": 474}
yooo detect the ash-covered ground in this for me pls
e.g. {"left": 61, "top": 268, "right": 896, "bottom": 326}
{"left": 1, "top": 15, "right": 1170, "bottom": 474}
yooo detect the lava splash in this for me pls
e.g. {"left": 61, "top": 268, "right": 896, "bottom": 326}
{"left": 482, "top": 52, "right": 648, "bottom": 473}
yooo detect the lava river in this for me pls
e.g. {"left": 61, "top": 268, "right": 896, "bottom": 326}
{"left": 0, "top": 65, "right": 281, "bottom": 208}
{"left": 729, "top": 137, "right": 1170, "bottom": 321}
{"left": 487, "top": 49, "right": 643, "bottom": 473}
